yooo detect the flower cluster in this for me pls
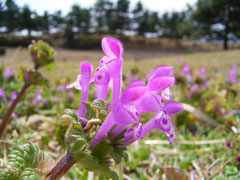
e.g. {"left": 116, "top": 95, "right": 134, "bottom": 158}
{"left": 67, "top": 37, "right": 183, "bottom": 147}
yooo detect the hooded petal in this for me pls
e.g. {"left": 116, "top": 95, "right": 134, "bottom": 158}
{"left": 80, "top": 61, "right": 93, "bottom": 77}
{"left": 102, "top": 37, "right": 123, "bottom": 59}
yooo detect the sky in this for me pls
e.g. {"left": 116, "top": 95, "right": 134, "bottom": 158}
{"left": 15, "top": 0, "right": 197, "bottom": 15}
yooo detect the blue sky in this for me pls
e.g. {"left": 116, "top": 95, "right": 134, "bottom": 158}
{"left": 15, "top": 0, "right": 197, "bottom": 15}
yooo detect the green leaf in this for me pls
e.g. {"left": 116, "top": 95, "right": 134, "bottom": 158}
{"left": 0, "top": 168, "right": 18, "bottom": 180}
{"left": 91, "top": 99, "right": 106, "bottom": 111}
{"left": 28, "top": 40, "right": 55, "bottom": 69}
{"left": 211, "top": 175, "right": 225, "bottom": 180}
{"left": 20, "top": 168, "right": 39, "bottom": 180}
{"left": 224, "top": 165, "right": 238, "bottom": 176}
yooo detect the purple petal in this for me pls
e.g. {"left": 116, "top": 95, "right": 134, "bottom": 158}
{"left": 80, "top": 61, "right": 93, "bottom": 77}
{"left": 124, "top": 123, "right": 142, "bottom": 140}
{"left": 66, "top": 75, "right": 82, "bottom": 90}
{"left": 104, "top": 58, "right": 122, "bottom": 76}
{"left": 102, "top": 37, "right": 123, "bottom": 59}
{"left": 154, "top": 111, "right": 172, "bottom": 132}
{"left": 165, "top": 101, "right": 183, "bottom": 115}
{"left": 148, "top": 76, "right": 175, "bottom": 93}
{"left": 135, "top": 92, "right": 164, "bottom": 112}
{"left": 153, "top": 65, "right": 173, "bottom": 77}
{"left": 129, "top": 80, "right": 145, "bottom": 87}
{"left": 161, "top": 87, "right": 172, "bottom": 100}
{"left": 10, "top": 91, "right": 17, "bottom": 104}
{"left": 99, "top": 56, "right": 113, "bottom": 67}
{"left": 0, "top": 88, "right": 7, "bottom": 104}
{"left": 112, "top": 102, "right": 138, "bottom": 125}
{"left": 93, "top": 68, "right": 110, "bottom": 86}
{"left": 121, "top": 86, "right": 147, "bottom": 105}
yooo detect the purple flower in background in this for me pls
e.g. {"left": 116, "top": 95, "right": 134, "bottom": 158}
{"left": 67, "top": 61, "right": 93, "bottom": 119}
{"left": 58, "top": 84, "right": 65, "bottom": 94}
{"left": 236, "top": 156, "right": 240, "bottom": 163}
{"left": 186, "top": 73, "right": 193, "bottom": 83}
{"left": 198, "top": 66, "right": 206, "bottom": 78}
{"left": 34, "top": 90, "right": 42, "bottom": 103}
{"left": 180, "top": 64, "right": 190, "bottom": 76}
{"left": 125, "top": 72, "right": 138, "bottom": 85}
{"left": 68, "top": 90, "right": 74, "bottom": 99}
{"left": 190, "top": 171, "right": 195, "bottom": 180}
{"left": 204, "top": 77, "right": 209, "bottom": 86}
{"left": 0, "top": 88, "right": 7, "bottom": 104}
{"left": 10, "top": 91, "right": 17, "bottom": 104}
{"left": 176, "top": 57, "right": 182, "bottom": 65}
{"left": 226, "top": 141, "right": 231, "bottom": 148}
{"left": 55, "top": 95, "right": 59, "bottom": 103}
{"left": 3, "top": 68, "right": 15, "bottom": 80}
{"left": 228, "top": 64, "right": 237, "bottom": 83}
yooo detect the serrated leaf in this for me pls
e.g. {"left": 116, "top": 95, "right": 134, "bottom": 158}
{"left": 20, "top": 168, "right": 39, "bottom": 180}
{"left": 91, "top": 99, "right": 106, "bottom": 111}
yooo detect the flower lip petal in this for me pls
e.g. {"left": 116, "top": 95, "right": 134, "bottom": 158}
{"left": 165, "top": 101, "right": 183, "bottom": 115}
{"left": 121, "top": 86, "right": 147, "bottom": 105}
{"left": 154, "top": 111, "right": 172, "bottom": 132}
{"left": 93, "top": 68, "right": 110, "bottom": 86}
{"left": 102, "top": 37, "right": 123, "bottom": 59}
{"left": 148, "top": 76, "right": 175, "bottom": 93}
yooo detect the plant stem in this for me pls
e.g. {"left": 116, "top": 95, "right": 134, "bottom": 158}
{"left": 0, "top": 83, "right": 30, "bottom": 138}
{"left": 45, "top": 153, "right": 76, "bottom": 180}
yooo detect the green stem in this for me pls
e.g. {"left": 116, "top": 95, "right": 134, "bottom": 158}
{"left": 45, "top": 153, "right": 76, "bottom": 180}
{"left": 0, "top": 83, "right": 30, "bottom": 138}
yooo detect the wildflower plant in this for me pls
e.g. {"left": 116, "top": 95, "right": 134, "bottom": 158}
{"left": 43, "top": 37, "right": 183, "bottom": 180}
{"left": 0, "top": 40, "right": 55, "bottom": 138}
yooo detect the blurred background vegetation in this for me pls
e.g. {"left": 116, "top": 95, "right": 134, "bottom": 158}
{"left": 0, "top": 0, "right": 240, "bottom": 50}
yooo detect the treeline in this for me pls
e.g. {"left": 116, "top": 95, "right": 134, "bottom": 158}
{"left": 0, "top": 0, "right": 240, "bottom": 49}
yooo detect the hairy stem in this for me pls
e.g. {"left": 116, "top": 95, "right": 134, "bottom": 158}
{"left": 77, "top": 85, "right": 89, "bottom": 118}
{"left": 0, "top": 83, "right": 30, "bottom": 138}
{"left": 111, "top": 72, "right": 121, "bottom": 107}
{"left": 98, "top": 84, "right": 109, "bottom": 100}
{"left": 45, "top": 153, "right": 76, "bottom": 180}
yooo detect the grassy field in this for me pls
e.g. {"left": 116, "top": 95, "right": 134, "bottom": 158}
{"left": 1, "top": 47, "right": 239, "bottom": 82}
{"left": 1, "top": 44, "right": 240, "bottom": 180}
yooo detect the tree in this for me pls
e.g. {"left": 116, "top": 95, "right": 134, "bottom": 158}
{"left": 3, "top": 0, "right": 19, "bottom": 33}
{"left": 41, "top": 11, "right": 50, "bottom": 34}
{"left": 0, "top": 1, "right": 4, "bottom": 31}
{"left": 114, "top": 0, "right": 130, "bottom": 33}
{"left": 67, "top": 4, "right": 91, "bottom": 34}
{"left": 161, "top": 11, "right": 185, "bottom": 38}
{"left": 194, "top": 0, "right": 240, "bottom": 50}
{"left": 19, "top": 5, "right": 35, "bottom": 36}
{"left": 94, "top": 0, "right": 114, "bottom": 33}
{"left": 51, "top": 10, "right": 64, "bottom": 32}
